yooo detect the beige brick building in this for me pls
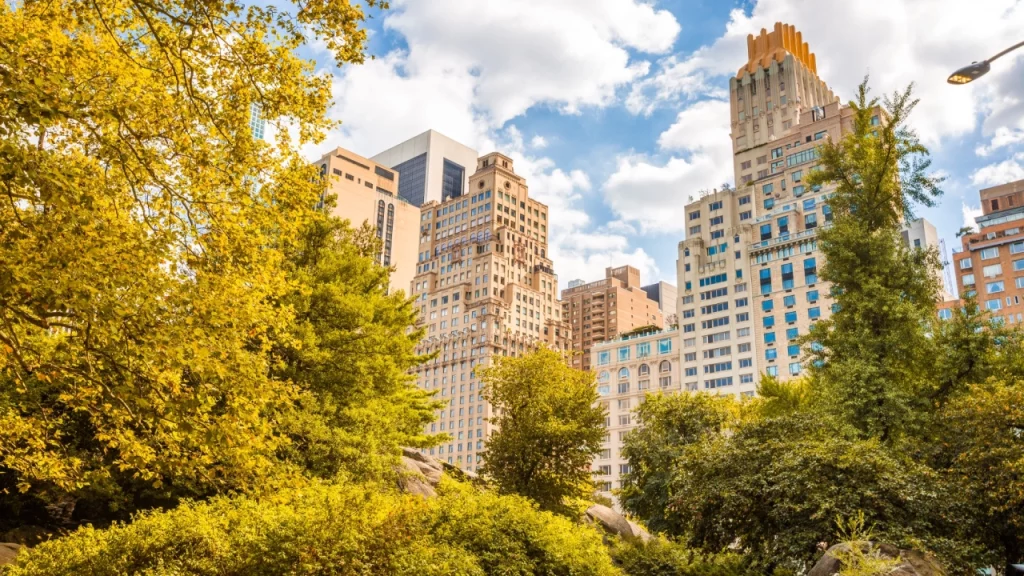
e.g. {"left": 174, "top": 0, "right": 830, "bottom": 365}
{"left": 315, "top": 147, "right": 420, "bottom": 296}
{"left": 590, "top": 328, "right": 680, "bottom": 499}
{"left": 411, "top": 152, "right": 571, "bottom": 471}
{"left": 561, "top": 266, "right": 664, "bottom": 372}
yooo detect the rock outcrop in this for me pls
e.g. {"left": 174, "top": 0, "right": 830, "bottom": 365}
{"left": 0, "top": 543, "right": 21, "bottom": 568}
{"left": 584, "top": 504, "right": 652, "bottom": 542}
{"left": 396, "top": 447, "right": 480, "bottom": 497}
{"left": 808, "top": 542, "right": 945, "bottom": 576}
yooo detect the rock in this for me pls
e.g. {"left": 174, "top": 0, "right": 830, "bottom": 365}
{"left": 0, "top": 543, "right": 21, "bottom": 567}
{"left": 584, "top": 504, "right": 652, "bottom": 542}
{"left": 397, "top": 447, "right": 445, "bottom": 497}
{"left": 808, "top": 542, "right": 945, "bottom": 576}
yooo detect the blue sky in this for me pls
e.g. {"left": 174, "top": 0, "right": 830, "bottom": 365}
{"left": 300, "top": 0, "right": 1024, "bottom": 292}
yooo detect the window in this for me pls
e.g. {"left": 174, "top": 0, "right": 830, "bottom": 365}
{"left": 805, "top": 213, "right": 818, "bottom": 229}
{"left": 618, "top": 382, "right": 630, "bottom": 394}
{"left": 760, "top": 224, "right": 772, "bottom": 241}
{"left": 802, "top": 198, "right": 816, "bottom": 210}
{"left": 981, "top": 247, "right": 999, "bottom": 260}
{"left": 1011, "top": 242, "right": 1024, "bottom": 254}
{"left": 786, "top": 328, "right": 799, "bottom": 340}
{"left": 660, "top": 360, "right": 672, "bottom": 373}
{"left": 788, "top": 344, "right": 800, "bottom": 357}
{"left": 938, "top": 309, "right": 953, "bottom": 320}
{"left": 987, "top": 281, "right": 1005, "bottom": 294}
{"left": 765, "top": 349, "right": 777, "bottom": 360}
{"left": 638, "top": 364, "right": 650, "bottom": 376}
{"left": 781, "top": 263, "right": 794, "bottom": 290}
{"left": 739, "top": 195, "right": 751, "bottom": 205}
{"left": 804, "top": 258, "right": 818, "bottom": 284}
{"left": 963, "top": 273, "right": 975, "bottom": 286}
{"left": 637, "top": 342, "right": 651, "bottom": 357}
{"left": 763, "top": 183, "right": 774, "bottom": 194}
{"left": 763, "top": 315, "right": 776, "bottom": 328}
{"left": 778, "top": 216, "right": 789, "bottom": 235}
{"left": 986, "top": 299, "right": 1003, "bottom": 311}
{"left": 789, "top": 362, "right": 801, "bottom": 375}
{"left": 808, "top": 307, "right": 821, "bottom": 320}
{"left": 764, "top": 198, "right": 775, "bottom": 210}
{"left": 807, "top": 290, "right": 819, "bottom": 303}
{"left": 764, "top": 332, "right": 776, "bottom": 344}
{"left": 618, "top": 367, "right": 630, "bottom": 381}
{"left": 772, "top": 146, "right": 783, "bottom": 159}
{"left": 759, "top": 269, "right": 772, "bottom": 295}
{"left": 740, "top": 211, "right": 752, "bottom": 221}
{"left": 685, "top": 367, "right": 697, "bottom": 377}
{"left": 658, "top": 339, "right": 672, "bottom": 354}
{"left": 597, "top": 351, "right": 610, "bottom": 365}
{"left": 960, "top": 258, "right": 972, "bottom": 269}
{"left": 689, "top": 210, "right": 701, "bottom": 220}
{"left": 618, "top": 347, "right": 630, "bottom": 361}
{"left": 762, "top": 299, "right": 774, "bottom": 312}
{"left": 983, "top": 264, "right": 1003, "bottom": 278}
{"left": 784, "top": 311, "right": 797, "bottom": 323}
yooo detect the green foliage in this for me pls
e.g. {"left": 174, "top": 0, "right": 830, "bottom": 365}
{"left": 2, "top": 480, "right": 621, "bottom": 576}
{"left": 611, "top": 536, "right": 754, "bottom": 576}
{"left": 804, "top": 78, "right": 943, "bottom": 443}
{"left": 618, "top": 393, "right": 735, "bottom": 534}
{"left": 620, "top": 325, "right": 662, "bottom": 338}
{"left": 831, "top": 513, "right": 903, "bottom": 576}
{"left": 667, "top": 413, "right": 952, "bottom": 573}
{"left": 479, "top": 347, "right": 607, "bottom": 516}
{"left": 272, "top": 215, "right": 442, "bottom": 482}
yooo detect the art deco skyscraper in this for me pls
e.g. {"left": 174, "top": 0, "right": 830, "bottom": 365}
{"left": 410, "top": 152, "right": 570, "bottom": 471}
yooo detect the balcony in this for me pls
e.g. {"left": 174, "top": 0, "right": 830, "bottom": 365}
{"left": 749, "top": 226, "right": 825, "bottom": 253}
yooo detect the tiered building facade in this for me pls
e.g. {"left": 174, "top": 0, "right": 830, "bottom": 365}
{"left": 410, "top": 153, "right": 570, "bottom": 471}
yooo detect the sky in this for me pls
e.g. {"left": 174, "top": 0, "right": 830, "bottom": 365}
{"left": 299, "top": 0, "right": 1024, "bottom": 292}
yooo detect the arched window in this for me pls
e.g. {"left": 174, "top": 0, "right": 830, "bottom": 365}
{"left": 598, "top": 371, "right": 610, "bottom": 383}
{"left": 638, "top": 364, "right": 650, "bottom": 376}
{"left": 659, "top": 360, "right": 672, "bottom": 373}
{"left": 618, "top": 367, "right": 629, "bottom": 380}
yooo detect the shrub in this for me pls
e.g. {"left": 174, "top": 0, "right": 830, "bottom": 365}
{"left": 611, "top": 537, "right": 753, "bottom": 576}
{"left": 3, "top": 480, "right": 620, "bottom": 576}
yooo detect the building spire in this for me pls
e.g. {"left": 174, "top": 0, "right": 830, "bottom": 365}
{"left": 737, "top": 22, "right": 819, "bottom": 78}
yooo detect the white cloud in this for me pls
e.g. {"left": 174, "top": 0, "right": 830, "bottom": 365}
{"left": 971, "top": 153, "right": 1024, "bottom": 188}
{"left": 976, "top": 127, "right": 1024, "bottom": 156}
{"left": 603, "top": 99, "right": 734, "bottom": 234}
{"left": 629, "top": 0, "right": 1024, "bottom": 146}
{"left": 530, "top": 135, "right": 548, "bottom": 149}
{"left": 961, "top": 202, "right": 983, "bottom": 230}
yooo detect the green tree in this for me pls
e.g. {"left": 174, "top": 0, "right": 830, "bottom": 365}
{"left": 271, "top": 213, "right": 442, "bottom": 482}
{"left": 804, "top": 78, "right": 944, "bottom": 442}
{"left": 479, "top": 347, "right": 606, "bottom": 516}
{"left": 618, "top": 392, "right": 735, "bottom": 534}
{"left": 0, "top": 0, "right": 385, "bottom": 528}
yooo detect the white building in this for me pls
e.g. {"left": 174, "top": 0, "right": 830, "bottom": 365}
{"left": 372, "top": 129, "right": 479, "bottom": 207}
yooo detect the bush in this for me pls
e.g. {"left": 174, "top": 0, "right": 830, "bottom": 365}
{"left": 611, "top": 537, "right": 754, "bottom": 576}
{"left": 3, "top": 480, "right": 620, "bottom": 576}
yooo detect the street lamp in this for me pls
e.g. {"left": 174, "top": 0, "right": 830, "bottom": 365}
{"left": 948, "top": 39, "right": 1024, "bottom": 84}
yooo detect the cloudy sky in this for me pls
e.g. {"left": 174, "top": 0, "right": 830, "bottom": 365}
{"left": 301, "top": 0, "right": 1024, "bottom": 292}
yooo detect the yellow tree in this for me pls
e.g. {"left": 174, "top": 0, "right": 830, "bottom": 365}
{"left": 0, "top": 0, "right": 384, "bottom": 527}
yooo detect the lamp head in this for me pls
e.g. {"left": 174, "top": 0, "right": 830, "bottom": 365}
{"left": 948, "top": 61, "right": 990, "bottom": 84}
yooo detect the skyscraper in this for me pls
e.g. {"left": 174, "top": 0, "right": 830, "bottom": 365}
{"left": 372, "top": 130, "right": 479, "bottom": 207}
{"left": 411, "top": 152, "right": 570, "bottom": 471}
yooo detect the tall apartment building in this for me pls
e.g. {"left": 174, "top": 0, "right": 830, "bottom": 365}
{"left": 641, "top": 281, "right": 679, "bottom": 326}
{"left": 315, "top": 147, "right": 420, "bottom": 295}
{"left": 952, "top": 179, "right": 1024, "bottom": 325}
{"left": 902, "top": 218, "right": 956, "bottom": 301}
{"left": 411, "top": 152, "right": 571, "bottom": 471}
{"left": 591, "top": 327, "right": 680, "bottom": 498}
{"left": 372, "top": 129, "right": 479, "bottom": 207}
{"left": 677, "top": 189, "right": 760, "bottom": 395}
{"left": 561, "top": 266, "right": 664, "bottom": 372}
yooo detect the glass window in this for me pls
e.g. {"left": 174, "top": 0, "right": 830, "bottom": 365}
{"left": 637, "top": 342, "right": 651, "bottom": 357}
{"left": 1014, "top": 259, "right": 1024, "bottom": 272}
{"left": 787, "top": 344, "right": 800, "bottom": 357}
{"left": 981, "top": 247, "right": 999, "bottom": 260}
{"left": 762, "top": 299, "right": 774, "bottom": 312}
{"left": 597, "top": 351, "right": 610, "bottom": 366}
{"left": 963, "top": 273, "right": 976, "bottom": 285}
{"left": 658, "top": 338, "right": 672, "bottom": 354}
{"left": 786, "top": 327, "right": 799, "bottom": 340}
{"left": 618, "top": 367, "right": 630, "bottom": 380}
{"left": 766, "top": 349, "right": 778, "bottom": 360}
{"left": 764, "top": 198, "right": 775, "bottom": 210}
{"left": 792, "top": 185, "right": 805, "bottom": 197}
{"left": 805, "top": 213, "right": 818, "bottom": 229}
{"left": 618, "top": 347, "right": 630, "bottom": 361}
{"left": 937, "top": 309, "right": 952, "bottom": 320}
{"left": 1011, "top": 242, "right": 1024, "bottom": 254}
{"left": 804, "top": 257, "right": 818, "bottom": 284}
{"left": 781, "top": 263, "right": 794, "bottom": 290}
{"left": 808, "top": 306, "right": 821, "bottom": 319}
{"left": 789, "top": 362, "right": 801, "bottom": 375}
{"left": 766, "top": 366, "right": 778, "bottom": 377}
{"left": 763, "top": 183, "right": 774, "bottom": 194}
{"left": 986, "top": 299, "right": 1002, "bottom": 311}
{"left": 763, "top": 315, "right": 775, "bottom": 328}
{"left": 764, "top": 332, "right": 776, "bottom": 344}
{"left": 760, "top": 223, "right": 773, "bottom": 240}
{"left": 987, "top": 281, "right": 1005, "bottom": 294}
{"left": 778, "top": 216, "right": 789, "bottom": 235}
{"left": 784, "top": 311, "right": 797, "bottom": 323}
{"left": 960, "top": 258, "right": 972, "bottom": 269}
{"left": 807, "top": 290, "right": 819, "bottom": 303}
{"left": 784, "top": 295, "right": 796, "bottom": 307}
{"left": 802, "top": 198, "right": 816, "bottom": 210}
{"left": 983, "top": 264, "right": 1003, "bottom": 278}
{"left": 759, "top": 268, "right": 772, "bottom": 295}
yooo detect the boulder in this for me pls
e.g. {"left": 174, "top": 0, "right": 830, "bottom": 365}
{"left": 584, "top": 504, "right": 652, "bottom": 542}
{"left": 808, "top": 542, "right": 944, "bottom": 576}
{"left": 0, "top": 543, "right": 21, "bottom": 567}
{"left": 397, "top": 447, "right": 445, "bottom": 497}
